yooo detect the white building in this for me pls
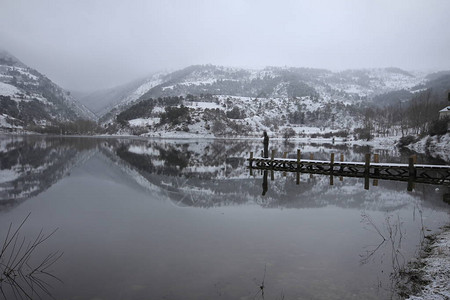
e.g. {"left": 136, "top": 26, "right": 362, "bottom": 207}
{"left": 439, "top": 106, "right": 450, "bottom": 119}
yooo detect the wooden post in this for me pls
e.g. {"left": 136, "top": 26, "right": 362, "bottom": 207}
{"left": 373, "top": 154, "right": 379, "bottom": 175}
{"left": 407, "top": 180, "right": 414, "bottom": 192}
{"left": 364, "top": 153, "right": 371, "bottom": 175}
{"left": 364, "top": 176, "right": 370, "bottom": 190}
{"left": 364, "top": 153, "right": 371, "bottom": 190}
{"left": 339, "top": 153, "right": 344, "bottom": 181}
{"left": 373, "top": 153, "right": 379, "bottom": 186}
{"left": 409, "top": 156, "right": 416, "bottom": 178}
{"left": 249, "top": 152, "right": 253, "bottom": 176}
{"left": 270, "top": 150, "right": 276, "bottom": 181}
{"left": 296, "top": 149, "right": 301, "bottom": 184}
{"left": 309, "top": 153, "right": 314, "bottom": 179}
{"left": 409, "top": 154, "right": 417, "bottom": 191}
{"left": 330, "top": 153, "right": 335, "bottom": 185}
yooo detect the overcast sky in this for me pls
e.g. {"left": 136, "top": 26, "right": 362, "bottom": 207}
{"left": 1, "top": 0, "right": 449, "bottom": 91}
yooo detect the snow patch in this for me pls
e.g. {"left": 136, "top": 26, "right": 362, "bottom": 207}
{"left": 406, "top": 229, "right": 450, "bottom": 300}
{"left": 184, "top": 101, "right": 222, "bottom": 110}
{"left": 128, "top": 118, "right": 159, "bottom": 127}
{"left": 408, "top": 134, "right": 450, "bottom": 162}
{"left": 128, "top": 145, "right": 160, "bottom": 156}
{"left": 0, "top": 169, "right": 20, "bottom": 184}
{"left": 0, "top": 114, "right": 23, "bottom": 129}
{"left": 0, "top": 82, "right": 21, "bottom": 96}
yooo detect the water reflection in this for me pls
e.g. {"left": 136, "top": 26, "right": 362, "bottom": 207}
{"left": 262, "top": 170, "right": 268, "bottom": 196}
{"left": 1, "top": 135, "right": 447, "bottom": 212}
{"left": 2, "top": 136, "right": 446, "bottom": 211}
{"left": 359, "top": 210, "right": 419, "bottom": 298}
{"left": 0, "top": 136, "right": 449, "bottom": 300}
{"left": 256, "top": 167, "right": 450, "bottom": 201}
{"left": 0, "top": 136, "right": 98, "bottom": 210}
{"left": 97, "top": 139, "right": 450, "bottom": 212}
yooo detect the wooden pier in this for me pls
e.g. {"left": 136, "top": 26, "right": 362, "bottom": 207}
{"left": 248, "top": 150, "right": 450, "bottom": 190}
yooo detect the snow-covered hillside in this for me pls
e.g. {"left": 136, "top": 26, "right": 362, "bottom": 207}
{"left": 100, "top": 64, "right": 431, "bottom": 137}
{"left": 133, "top": 65, "right": 426, "bottom": 103}
{"left": 0, "top": 49, "right": 96, "bottom": 131}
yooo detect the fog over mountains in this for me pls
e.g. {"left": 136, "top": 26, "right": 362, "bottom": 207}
{"left": 2, "top": 1, "right": 449, "bottom": 92}
{"left": 1, "top": 48, "right": 450, "bottom": 139}
{"left": 85, "top": 64, "right": 426, "bottom": 117}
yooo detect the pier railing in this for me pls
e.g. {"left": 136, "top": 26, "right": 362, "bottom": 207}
{"left": 248, "top": 150, "right": 450, "bottom": 190}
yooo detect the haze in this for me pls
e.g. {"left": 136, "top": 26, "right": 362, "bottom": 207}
{"left": 1, "top": 0, "right": 449, "bottom": 92}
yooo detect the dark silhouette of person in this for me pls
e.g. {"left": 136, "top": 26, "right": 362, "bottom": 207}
{"left": 263, "top": 131, "right": 269, "bottom": 158}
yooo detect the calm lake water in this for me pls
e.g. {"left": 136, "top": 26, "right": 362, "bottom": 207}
{"left": 0, "top": 136, "right": 449, "bottom": 300}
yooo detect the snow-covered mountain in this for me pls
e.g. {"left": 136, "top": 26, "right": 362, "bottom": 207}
{"left": 102, "top": 65, "right": 425, "bottom": 112}
{"left": 99, "top": 64, "right": 429, "bottom": 136}
{"left": 0, "top": 50, "right": 96, "bottom": 131}
{"left": 2, "top": 54, "right": 443, "bottom": 138}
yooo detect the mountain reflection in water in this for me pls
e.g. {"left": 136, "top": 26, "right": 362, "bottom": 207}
{"left": 0, "top": 136, "right": 449, "bottom": 300}
{"left": 108, "top": 139, "right": 448, "bottom": 210}
{"left": 0, "top": 136, "right": 98, "bottom": 210}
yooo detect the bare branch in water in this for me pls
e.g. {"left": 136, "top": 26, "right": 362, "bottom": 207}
{"left": 361, "top": 212, "right": 386, "bottom": 241}
{"left": 0, "top": 214, "right": 62, "bottom": 300}
{"left": 253, "top": 264, "right": 267, "bottom": 299}
{"left": 360, "top": 211, "right": 409, "bottom": 298}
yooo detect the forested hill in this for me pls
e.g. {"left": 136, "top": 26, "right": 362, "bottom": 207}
{"left": 99, "top": 64, "right": 450, "bottom": 139}
{"left": 108, "top": 65, "right": 425, "bottom": 109}
{"left": 0, "top": 50, "right": 96, "bottom": 132}
{"left": 1, "top": 56, "right": 448, "bottom": 140}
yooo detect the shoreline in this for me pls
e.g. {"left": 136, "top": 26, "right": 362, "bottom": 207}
{"left": 399, "top": 225, "right": 450, "bottom": 300}
{"left": 1, "top": 132, "right": 449, "bottom": 164}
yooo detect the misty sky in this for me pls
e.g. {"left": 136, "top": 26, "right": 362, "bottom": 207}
{"left": 1, "top": 0, "right": 449, "bottom": 91}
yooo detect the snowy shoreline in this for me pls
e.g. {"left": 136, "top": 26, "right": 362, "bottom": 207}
{"left": 406, "top": 133, "right": 450, "bottom": 163}
{"left": 1, "top": 131, "right": 448, "bottom": 155}
{"left": 401, "top": 226, "right": 450, "bottom": 300}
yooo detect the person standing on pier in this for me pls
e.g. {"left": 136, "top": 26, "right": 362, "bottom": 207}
{"left": 263, "top": 131, "right": 269, "bottom": 158}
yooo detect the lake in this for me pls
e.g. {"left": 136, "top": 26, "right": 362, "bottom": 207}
{"left": 0, "top": 136, "right": 448, "bottom": 300}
